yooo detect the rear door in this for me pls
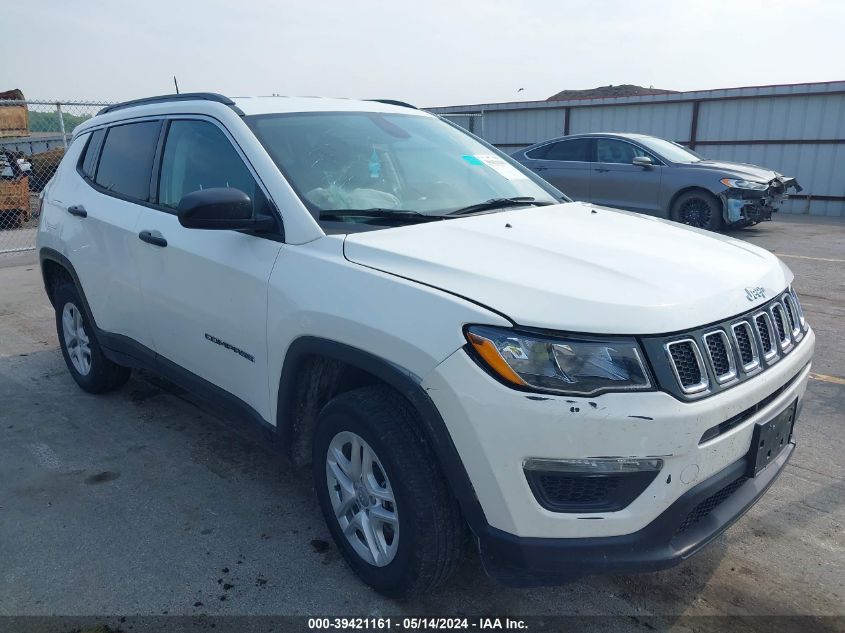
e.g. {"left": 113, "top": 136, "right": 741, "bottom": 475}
{"left": 520, "top": 138, "right": 592, "bottom": 200}
{"left": 589, "top": 138, "right": 662, "bottom": 213}
{"left": 133, "top": 117, "right": 283, "bottom": 419}
{"left": 58, "top": 121, "right": 161, "bottom": 350}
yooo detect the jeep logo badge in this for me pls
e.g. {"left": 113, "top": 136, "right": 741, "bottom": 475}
{"left": 745, "top": 286, "right": 766, "bottom": 301}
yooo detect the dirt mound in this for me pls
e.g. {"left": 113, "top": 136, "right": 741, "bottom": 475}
{"left": 547, "top": 84, "right": 677, "bottom": 101}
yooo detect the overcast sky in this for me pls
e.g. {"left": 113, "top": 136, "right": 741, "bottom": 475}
{"left": 3, "top": 0, "right": 844, "bottom": 106}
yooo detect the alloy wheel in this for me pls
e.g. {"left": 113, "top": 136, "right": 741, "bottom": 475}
{"left": 680, "top": 198, "right": 712, "bottom": 228}
{"left": 325, "top": 431, "right": 399, "bottom": 567}
{"left": 62, "top": 302, "right": 92, "bottom": 376}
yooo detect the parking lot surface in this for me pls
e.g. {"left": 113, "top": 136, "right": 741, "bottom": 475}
{"left": 1, "top": 215, "right": 843, "bottom": 622}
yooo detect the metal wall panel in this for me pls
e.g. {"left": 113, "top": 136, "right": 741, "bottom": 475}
{"left": 484, "top": 108, "right": 565, "bottom": 146}
{"left": 697, "top": 94, "right": 845, "bottom": 141}
{"left": 441, "top": 115, "right": 474, "bottom": 132}
{"left": 569, "top": 103, "right": 693, "bottom": 141}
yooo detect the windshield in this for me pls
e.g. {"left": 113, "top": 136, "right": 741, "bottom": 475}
{"left": 246, "top": 112, "right": 559, "bottom": 221}
{"left": 636, "top": 137, "right": 703, "bottom": 164}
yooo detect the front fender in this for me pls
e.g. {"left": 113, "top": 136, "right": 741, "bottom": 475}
{"left": 275, "top": 335, "right": 492, "bottom": 537}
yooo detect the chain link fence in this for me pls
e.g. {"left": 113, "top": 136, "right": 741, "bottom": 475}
{"left": 0, "top": 100, "right": 114, "bottom": 254}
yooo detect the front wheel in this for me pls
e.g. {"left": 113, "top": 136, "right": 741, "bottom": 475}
{"left": 313, "top": 385, "right": 466, "bottom": 598}
{"left": 671, "top": 190, "right": 724, "bottom": 231}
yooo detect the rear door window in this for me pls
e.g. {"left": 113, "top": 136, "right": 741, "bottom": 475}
{"left": 80, "top": 129, "right": 106, "bottom": 179}
{"left": 524, "top": 144, "right": 551, "bottom": 160}
{"left": 95, "top": 121, "right": 161, "bottom": 201}
{"left": 540, "top": 138, "right": 592, "bottom": 162}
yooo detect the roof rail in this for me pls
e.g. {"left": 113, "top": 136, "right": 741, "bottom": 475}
{"left": 97, "top": 92, "right": 238, "bottom": 116}
{"left": 369, "top": 99, "right": 418, "bottom": 110}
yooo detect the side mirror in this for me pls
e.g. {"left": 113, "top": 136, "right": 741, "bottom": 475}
{"left": 177, "top": 187, "right": 275, "bottom": 231}
{"left": 632, "top": 155, "right": 654, "bottom": 168}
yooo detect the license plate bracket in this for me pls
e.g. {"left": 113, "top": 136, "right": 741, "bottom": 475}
{"left": 747, "top": 399, "right": 797, "bottom": 477}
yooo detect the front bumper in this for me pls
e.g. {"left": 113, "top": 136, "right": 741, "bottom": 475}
{"left": 422, "top": 327, "right": 813, "bottom": 582}
{"left": 720, "top": 176, "right": 802, "bottom": 227}
{"left": 478, "top": 439, "right": 793, "bottom": 586}
{"left": 724, "top": 195, "right": 777, "bottom": 226}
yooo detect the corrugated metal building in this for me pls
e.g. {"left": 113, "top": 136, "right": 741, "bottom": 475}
{"left": 429, "top": 81, "right": 845, "bottom": 216}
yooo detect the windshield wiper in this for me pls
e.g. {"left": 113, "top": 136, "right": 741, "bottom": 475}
{"left": 319, "top": 208, "right": 446, "bottom": 223}
{"left": 319, "top": 199, "right": 553, "bottom": 223}
{"left": 446, "top": 197, "right": 553, "bottom": 216}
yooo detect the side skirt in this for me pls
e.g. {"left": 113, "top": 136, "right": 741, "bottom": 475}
{"left": 98, "top": 330, "right": 280, "bottom": 449}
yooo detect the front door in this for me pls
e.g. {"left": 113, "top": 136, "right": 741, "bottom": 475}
{"left": 133, "top": 118, "right": 283, "bottom": 420}
{"left": 589, "top": 138, "right": 662, "bottom": 213}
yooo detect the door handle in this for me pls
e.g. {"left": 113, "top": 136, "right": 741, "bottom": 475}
{"left": 595, "top": 168, "right": 610, "bottom": 173}
{"left": 138, "top": 230, "right": 167, "bottom": 248}
{"left": 67, "top": 204, "right": 87, "bottom": 218}
{"left": 534, "top": 166, "right": 548, "bottom": 171}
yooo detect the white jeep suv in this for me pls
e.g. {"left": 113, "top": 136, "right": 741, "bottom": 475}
{"left": 37, "top": 93, "right": 814, "bottom": 596}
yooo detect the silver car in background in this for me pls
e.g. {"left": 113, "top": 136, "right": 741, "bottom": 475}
{"left": 512, "top": 133, "right": 801, "bottom": 231}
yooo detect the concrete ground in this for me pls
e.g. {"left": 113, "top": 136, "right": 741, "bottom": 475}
{"left": 0, "top": 215, "right": 843, "bottom": 622}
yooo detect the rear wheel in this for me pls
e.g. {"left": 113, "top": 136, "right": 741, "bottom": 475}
{"left": 54, "top": 282, "right": 130, "bottom": 393}
{"left": 313, "top": 385, "right": 466, "bottom": 597}
{"left": 671, "top": 190, "right": 723, "bottom": 231}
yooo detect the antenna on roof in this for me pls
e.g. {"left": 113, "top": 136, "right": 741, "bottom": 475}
{"left": 173, "top": 76, "right": 180, "bottom": 94}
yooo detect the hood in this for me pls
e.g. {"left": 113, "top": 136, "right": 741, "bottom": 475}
{"left": 692, "top": 159, "right": 780, "bottom": 182}
{"left": 343, "top": 202, "right": 792, "bottom": 335}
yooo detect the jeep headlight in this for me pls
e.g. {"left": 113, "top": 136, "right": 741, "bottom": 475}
{"left": 465, "top": 325, "right": 652, "bottom": 397}
{"left": 720, "top": 178, "right": 768, "bottom": 191}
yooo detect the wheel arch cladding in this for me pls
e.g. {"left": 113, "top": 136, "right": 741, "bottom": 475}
{"left": 276, "top": 336, "right": 489, "bottom": 534}
{"left": 39, "top": 248, "right": 96, "bottom": 325}
{"left": 41, "top": 255, "right": 74, "bottom": 307}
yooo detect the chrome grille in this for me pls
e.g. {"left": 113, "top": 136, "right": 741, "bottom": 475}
{"left": 782, "top": 293, "right": 802, "bottom": 340}
{"left": 790, "top": 288, "right": 805, "bottom": 327}
{"left": 770, "top": 302, "right": 791, "bottom": 350}
{"left": 755, "top": 312, "right": 776, "bottom": 358}
{"left": 703, "top": 330, "right": 736, "bottom": 383}
{"left": 665, "top": 339, "right": 708, "bottom": 394}
{"left": 647, "top": 291, "right": 809, "bottom": 400}
{"left": 731, "top": 321, "right": 759, "bottom": 371}
{"left": 783, "top": 297, "right": 796, "bottom": 331}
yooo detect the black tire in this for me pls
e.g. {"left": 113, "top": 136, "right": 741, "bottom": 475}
{"left": 671, "top": 190, "right": 724, "bottom": 231}
{"left": 54, "top": 282, "right": 131, "bottom": 393}
{"left": 313, "top": 385, "right": 467, "bottom": 598}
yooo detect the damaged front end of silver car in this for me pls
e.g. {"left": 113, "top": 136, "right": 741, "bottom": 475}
{"left": 720, "top": 176, "right": 802, "bottom": 228}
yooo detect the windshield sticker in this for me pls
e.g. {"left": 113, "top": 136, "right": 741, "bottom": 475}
{"left": 462, "top": 155, "right": 484, "bottom": 166}
{"left": 469, "top": 154, "right": 529, "bottom": 180}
